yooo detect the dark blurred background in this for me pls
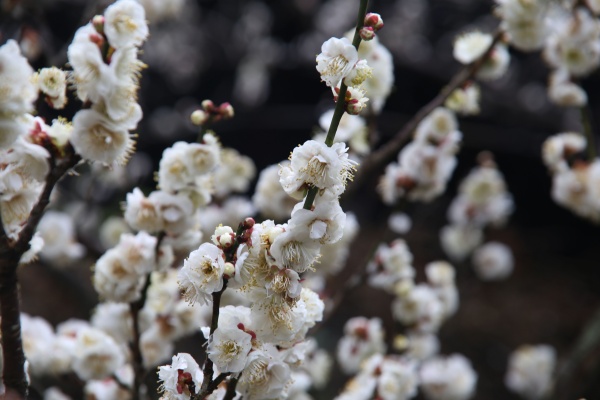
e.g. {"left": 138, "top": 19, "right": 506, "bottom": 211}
{"left": 2, "top": 0, "right": 600, "bottom": 398}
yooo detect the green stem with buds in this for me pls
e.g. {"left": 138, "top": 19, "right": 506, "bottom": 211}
{"left": 303, "top": 0, "right": 370, "bottom": 210}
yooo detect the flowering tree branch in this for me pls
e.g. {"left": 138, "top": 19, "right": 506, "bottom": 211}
{"left": 0, "top": 146, "right": 80, "bottom": 398}
{"left": 347, "top": 30, "right": 504, "bottom": 196}
{"left": 303, "top": 0, "right": 370, "bottom": 211}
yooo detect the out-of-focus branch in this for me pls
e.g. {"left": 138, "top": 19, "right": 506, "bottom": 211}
{"left": 347, "top": 30, "right": 504, "bottom": 196}
{"left": 580, "top": 106, "right": 597, "bottom": 160}
{"left": 553, "top": 307, "right": 600, "bottom": 399}
{"left": 129, "top": 231, "right": 166, "bottom": 400}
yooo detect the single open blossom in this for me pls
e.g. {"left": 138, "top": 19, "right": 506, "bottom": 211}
{"left": 420, "top": 354, "right": 478, "bottom": 400}
{"left": 337, "top": 317, "right": 387, "bottom": 374}
{"left": 505, "top": 344, "right": 556, "bottom": 400}
{"left": 453, "top": 31, "right": 493, "bottom": 64}
{"left": 103, "top": 0, "right": 149, "bottom": 49}
{"left": 236, "top": 344, "right": 292, "bottom": 400}
{"left": 70, "top": 108, "right": 136, "bottom": 165}
{"left": 72, "top": 327, "right": 125, "bottom": 381}
{"left": 158, "top": 353, "right": 203, "bottom": 400}
{"left": 178, "top": 243, "right": 226, "bottom": 305}
{"left": 472, "top": 242, "right": 514, "bottom": 281}
{"left": 207, "top": 323, "right": 253, "bottom": 373}
{"left": 316, "top": 37, "right": 359, "bottom": 88}
{"left": 280, "top": 140, "right": 357, "bottom": 197}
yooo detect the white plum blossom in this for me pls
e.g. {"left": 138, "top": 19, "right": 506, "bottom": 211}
{"left": 453, "top": 31, "right": 493, "bottom": 64}
{"left": 37, "top": 211, "right": 85, "bottom": 266}
{"left": 36, "top": 67, "right": 68, "bottom": 109}
{"left": 472, "top": 242, "right": 514, "bottom": 281}
{"left": 280, "top": 140, "right": 357, "bottom": 197}
{"left": 236, "top": 344, "right": 292, "bottom": 400}
{"left": 207, "top": 323, "right": 253, "bottom": 373}
{"left": 316, "top": 37, "right": 359, "bottom": 88}
{"left": 505, "top": 344, "right": 556, "bottom": 400}
{"left": 72, "top": 327, "right": 126, "bottom": 381}
{"left": 420, "top": 354, "right": 478, "bottom": 400}
{"left": 158, "top": 353, "right": 203, "bottom": 400}
{"left": 178, "top": 242, "right": 226, "bottom": 305}
{"left": 104, "top": 0, "right": 149, "bottom": 49}
{"left": 337, "top": 317, "right": 386, "bottom": 374}
{"left": 253, "top": 163, "right": 297, "bottom": 220}
{"left": 495, "top": 0, "right": 548, "bottom": 52}
{"left": 393, "top": 284, "right": 445, "bottom": 333}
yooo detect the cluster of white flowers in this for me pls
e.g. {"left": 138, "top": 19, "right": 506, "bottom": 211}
{"left": 20, "top": 313, "right": 126, "bottom": 383}
{"left": 544, "top": 7, "right": 600, "bottom": 106}
{"left": 316, "top": 30, "right": 375, "bottom": 115}
{"left": 67, "top": 0, "right": 148, "bottom": 165}
{"left": 453, "top": 31, "right": 510, "bottom": 81}
{"left": 335, "top": 353, "right": 419, "bottom": 400}
{"left": 495, "top": 0, "right": 548, "bottom": 52}
{"left": 379, "top": 107, "right": 462, "bottom": 203}
{"left": 495, "top": 1, "right": 600, "bottom": 107}
{"left": 336, "top": 342, "right": 477, "bottom": 400}
{"left": 0, "top": 41, "right": 57, "bottom": 243}
{"left": 440, "top": 154, "right": 514, "bottom": 281}
{"left": 542, "top": 132, "right": 600, "bottom": 221}
{"left": 337, "top": 317, "right": 387, "bottom": 374}
{"left": 505, "top": 344, "right": 556, "bottom": 400}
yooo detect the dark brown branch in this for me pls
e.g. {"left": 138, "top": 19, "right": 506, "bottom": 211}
{"left": 197, "top": 282, "right": 228, "bottom": 396}
{"left": 223, "top": 376, "right": 239, "bottom": 400}
{"left": 192, "top": 372, "right": 231, "bottom": 400}
{"left": 0, "top": 148, "right": 80, "bottom": 398}
{"left": 129, "top": 231, "right": 166, "bottom": 400}
{"left": 347, "top": 30, "right": 504, "bottom": 196}
{"left": 553, "top": 307, "right": 600, "bottom": 399}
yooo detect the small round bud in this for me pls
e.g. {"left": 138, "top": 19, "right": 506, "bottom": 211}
{"left": 359, "top": 26, "right": 375, "bottom": 41}
{"left": 201, "top": 99, "right": 215, "bottom": 112}
{"left": 219, "top": 102, "right": 234, "bottom": 119}
{"left": 190, "top": 109, "right": 208, "bottom": 126}
{"left": 89, "top": 33, "right": 105, "bottom": 48}
{"left": 364, "top": 13, "right": 384, "bottom": 31}
{"left": 92, "top": 15, "right": 105, "bottom": 34}
{"left": 242, "top": 217, "right": 255, "bottom": 229}
{"left": 223, "top": 262, "right": 235, "bottom": 278}
{"left": 219, "top": 234, "right": 235, "bottom": 249}
{"left": 346, "top": 99, "right": 365, "bottom": 115}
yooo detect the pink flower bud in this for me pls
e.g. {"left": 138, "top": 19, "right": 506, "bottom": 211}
{"left": 359, "top": 26, "right": 375, "bottom": 41}
{"left": 346, "top": 99, "right": 364, "bottom": 115}
{"left": 219, "top": 102, "right": 234, "bottom": 119}
{"left": 364, "top": 13, "right": 384, "bottom": 31}
{"left": 243, "top": 217, "right": 255, "bottom": 229}
{"left": 201, "top": 99, "right": 215, "bottom": 112}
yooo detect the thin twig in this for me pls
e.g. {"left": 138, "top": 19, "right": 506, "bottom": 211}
{"left": 580, "top": 105, "right": 597, "bottom": 160}
{"left": 347, "top": 30, "right": 504, "bottom": 196}
{"left": 129, "top": 231, "right": 166, "bottom": 400}
{"left": 553, "top": 307, "right": 600, "bottom": 399}
{"left": 192, "top": 372, "right": 231, "bottom": 400}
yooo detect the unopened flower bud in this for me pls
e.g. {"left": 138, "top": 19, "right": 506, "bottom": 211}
{"left": 201, "top": 99, "right": 215, "bottom": 112}
{"left": 364, "top": 13, "right": 384, "bottom": 31}
{"left": 219, "top": 102, "right": 234, "bottom": 119}
{"left": 359, "top": 26, "right": 375, "bottom": 41}
{"left": 190, "top": 109, "right": 208, "bottom": 126}
{"left": 223, "top": 262, "right": 235, "bottom": 278}
{"left": 242, "top": 217, "right": 255, "bottom": 229}
{"left": 89, "top": 33, "right": 105, "bottom": 48}
{"left": 346, "top": 99, "right": 364, "bottom": 115}
{"left": 219, "top": 234, "right": 235, "bottom": 249}
{"left": 92, "top": 15, "right": 105, "bottom": 34}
